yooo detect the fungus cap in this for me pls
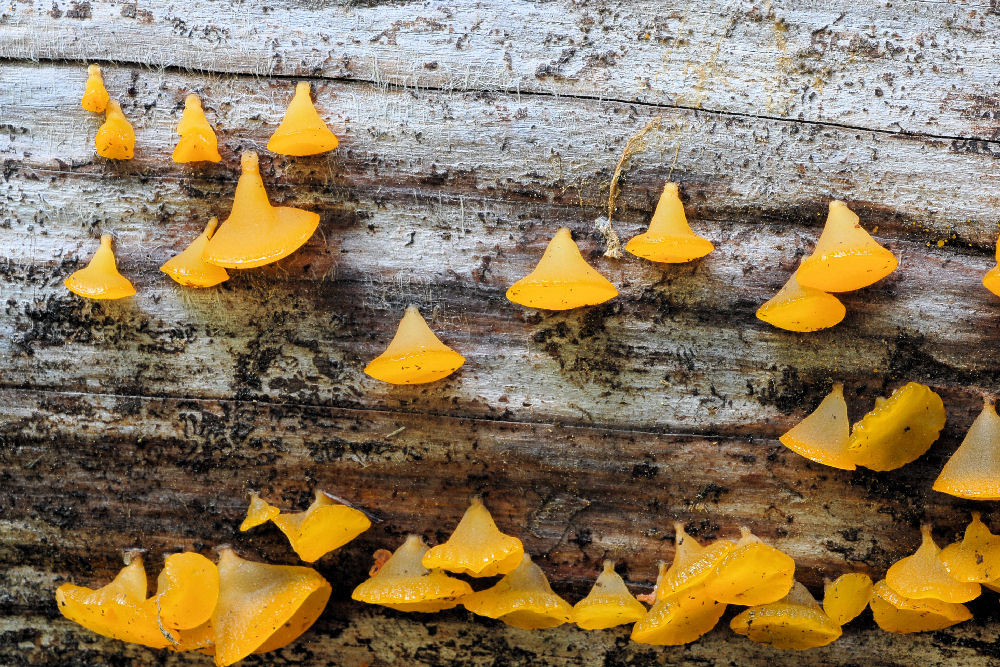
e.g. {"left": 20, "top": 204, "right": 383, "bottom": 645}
{"left": 822, "top": 572, "right": 873, "bottom": 625}
{"left": 421, "top": 496, "right": 524, "bottom": 577}
{"left": 172, "top": 94, "right": 222, "bottom": 163}
{"left": 267, "top": 82, "right": 339, "bottom": 156}
{"left": 212, "top": 547, "right": 331, "bottom": 666}
{"left": 630, "top": 583, "right": 725, "bottom": 646}
{"left": 81, "top": 64, "right": 109, "bottom": 113}
{"left": 846, "top": 382, "right": 946, "bottom": 471}
{"left": 756, "top": 269, "right": 846, "bottom": 333}
{"left": 624, "top": 183, "right": 714, "bottom": 263}
{"left": 886, "top": 525, "right": 980, "bottom": 603}
{"left": 571, "top": 560, "right": 646, "bottom": 630}
{"left": 161, "top": 218, "right": 230, "bottom": 288}
{"left": 933, "top": 399, "right": 1000, "bottom": 500}
{"left": 703, "top": 527, "right": 795, "bottom": 605}
{"left": 779, "top": 383, "right": 854, "bottom": 470}
{"left": 154, "top": 552, "right": 220, "bottom": 631}
{"left": 869, "top": 579, "right": 972, "bottom": 634}
{"left": 797, "top": 200, "right": 897, "bottom": 292}
{"left": 983, "top": 264, "right": 1000, "bottom": 298}
{"left": 730, "top": 581, "right": 842, "bottom": 650}
{"left": 239, "top": 492, "right": 281, "bottom": 532}
{"left": 65, "top": 234, "right": 136, "bottom": 300}
{"left": 659, "top": 523, "right": 735, "bottom": 595}
{"left": 202, "top": 151, "right": 320, "bottom": 268}
{"left": 461, "top": 554, "right": 572, "bottom": 629}
{"left": 271, "top": 490, "right": 371, "bottom": 563}
{"left": 938, "top": 512, "right": 1000, "bottom": 583}
{"left": 351, "top": 534, "right": 473, "bottom": 613}
{"left": 363, "top": 305, "right": 465, "bottom": 385}
{"left": 55, "top": 553, "right": 171, "bottom": 649}
{"left": 95, "top": 100, "right": 135, "bottom": 160}
{"left": 506, "top": 227, "right": 618, "bottom": 310}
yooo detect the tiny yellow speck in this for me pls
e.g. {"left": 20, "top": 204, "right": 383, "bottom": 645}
{"left": 937, "top": 240, "right": 945, "bottom": 247}
{"left": 926, "top": 242, "right": 931, "bottom": 247}
{"left": 872, "top": 226, "right": 879, "bottom": 234}
{"left": 873, "top": 369, "right": 879, "bottom": 373}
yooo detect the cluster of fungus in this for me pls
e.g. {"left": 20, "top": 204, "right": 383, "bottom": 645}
{"left": 756, "top": 201, "right": 898, "bottom": 332}
{"left": 56, "top": 489, "right": 369, "bottom": 665}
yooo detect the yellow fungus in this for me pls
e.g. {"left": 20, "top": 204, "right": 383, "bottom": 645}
{"left": 65, "top": 234, "right": 136, "bottom": 300}
{"left": 571, "top": 560, "right": 646, "bottom": 630}
{"left": 202, "top": 151, "right": 320, "bottom": 268}
{"left": 730, "top": 581, "right": 842, "bottom": 650}
{"left": 984, "top": 264, "right": 1000, "bottom": 298}
{"left": 933, "top": 398, "right": 1000, "bottom": 500}
{"left": 422, "top": 496, "right": 524, "bottom": 577}
{"left": 351, "top": 534, "right": 473, "bottom": 612}
{"left": 631, "top": 577, "right": 725, "bottom": 646}
{"left": 81, "top": 64, "right": 109, "bottom": 113}
{"left": 506, "top": 227, "right": 618, "bottom": 310}
{"left": 846, "top": 382, "right": 946, "bottom": 471}
{"left": 95, "top": 100, "right": 135, "bottom": 160}
{"left": 886, "top": 525, "right": 980, "bottom": 603}
{"left": 160, "top": 218, "right": 230, "bottom": 288}
{"left": 154, "top": 552, "right": 220, "bottom": 631}
{"left": 938, "top": 512, "right": 1000, "bottom": 583}
{"left": 659, "top": 522, "right": 735, "bottom": 594}
{"left": 172, "top": 94, "right": 222, "bottom": 164}
{"left": 270, "top": 490, "right": 371, "bottom": 563}
{"left": 822, "top": 572, "right": 873, "bottom": 625}
{"left": 756, "top": 267, "right": 845, "bottom": 333}
{"left": 703, "top": 527, "right": 795, "bottom": 605}
{"left": 797, "top": 200, "right": 897, "bottom": 292}
{"left": 363, "top": 305, "right": 465, "bottom": 385}
{"left": 267, "top": 82, "right": 339, "bottom": 156}
{"left": 869, "top": 580, "right": 971, "bottom": 633}
{"left": 212, "top": 547, "right": 331, "bottom": 667}
{"left": 779, "top": 382, "right": 854, "bottom": 470}
{"left": 462, "top": 554, "right": 573, "bottom": 629}
{"left": 239, "top": 492, "right": 281, "bottom": 532}
{"left": 55, "top": 552, "right": 171, "bottom": 649}
{"left": 624, "top": 183, "right": 714, "bottom": 263}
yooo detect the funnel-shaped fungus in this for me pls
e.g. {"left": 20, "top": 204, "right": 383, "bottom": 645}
{"left": 212, "top": 547, "right": 331, "bottom": 667}
{"left": 363, "top": 305, "right": 466, "bottom": 385}
{"left": 506, "top": 227, "right": 618, "bottom": 310}
{"left": 422, "top": 496, "right": 524, "bottom": 577}
{"left": 571, "top": 560, "right": 646, "bottom": 630}
{"left": 797, "top": 200, "right": 897, "bottom": 292}
{"left": 658, "top": 523, "right": 735, "bottom": 594}
{"left": 267, "top": 82, "right": 339, "bottom": 156}
{"left": 730, "top": 581, "right": 842, "bottom": 650}
{"left": 631, "top": 579, "right": 725, "bottom": 646}
{"left": 202, "top": 151, "right": 320, "bottom": 268}
{"left": 160, "top": 218, "right": 230, "bottom": 288}
{"left": 938, "top": 513, "right": 1000, "bottom": 583}
{"left": 65, "top": 234, "right": 136, "bottom": 300}
{"left": 154, "top": 552, "right": 220, "bottom": 631}
{"left": 846, "top": 382, "right": 946, "bottom": 471}
{"left": 462, "top": 554, "right": 572, "bottom": 629}
{"left": 822, "top": 573, "right": 872, "bottom": 625}
{"left": 172, "top": 94, "right": 222, "bottom": 163}
{"left": 271, "top": 490, "right": 371, "bottom": 563}
{"left": 984, "top": 264, "right": 1000, "bottom": 298}
{"left": 886, "top": 525, "right": 980, "bottom": 603}
{"left": 934, "top": 399, "right": 1000, "bottom": 500}
{"left": 351, "top": 534, "right": 473, "bottom": 613}
{"left": 81, "top": 64, "right": 109, "bottom": 113}
{"left": 55, "top": 552, "right": 170, "bottom": 649}
{"left": 625, "top": 183, "right": 714, "bottom": 263}
{"left": 703, "top": 527, "right": 795, "bottom": 605}
{"left": 779, "top": 383, "right": 854, "bottom": 470}
{"left": 95, "top": 100, "right": 135, "bottom": 160}
{"left": 239, "top": 492, "right": 281, "bottom": 532}
{"left": 869, "top": 580, "right": 971, "bottom": 633}
{"left": 756, "top": 269, "right": 846, "bottom": 333}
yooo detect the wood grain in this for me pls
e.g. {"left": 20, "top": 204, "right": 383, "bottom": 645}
{"left": 4, "top": 0, "right": 1000, "bottom": 664}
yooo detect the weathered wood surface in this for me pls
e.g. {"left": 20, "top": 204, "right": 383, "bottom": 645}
{"left": 4, "top": 0, "right": 1000, "bottom": 664}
